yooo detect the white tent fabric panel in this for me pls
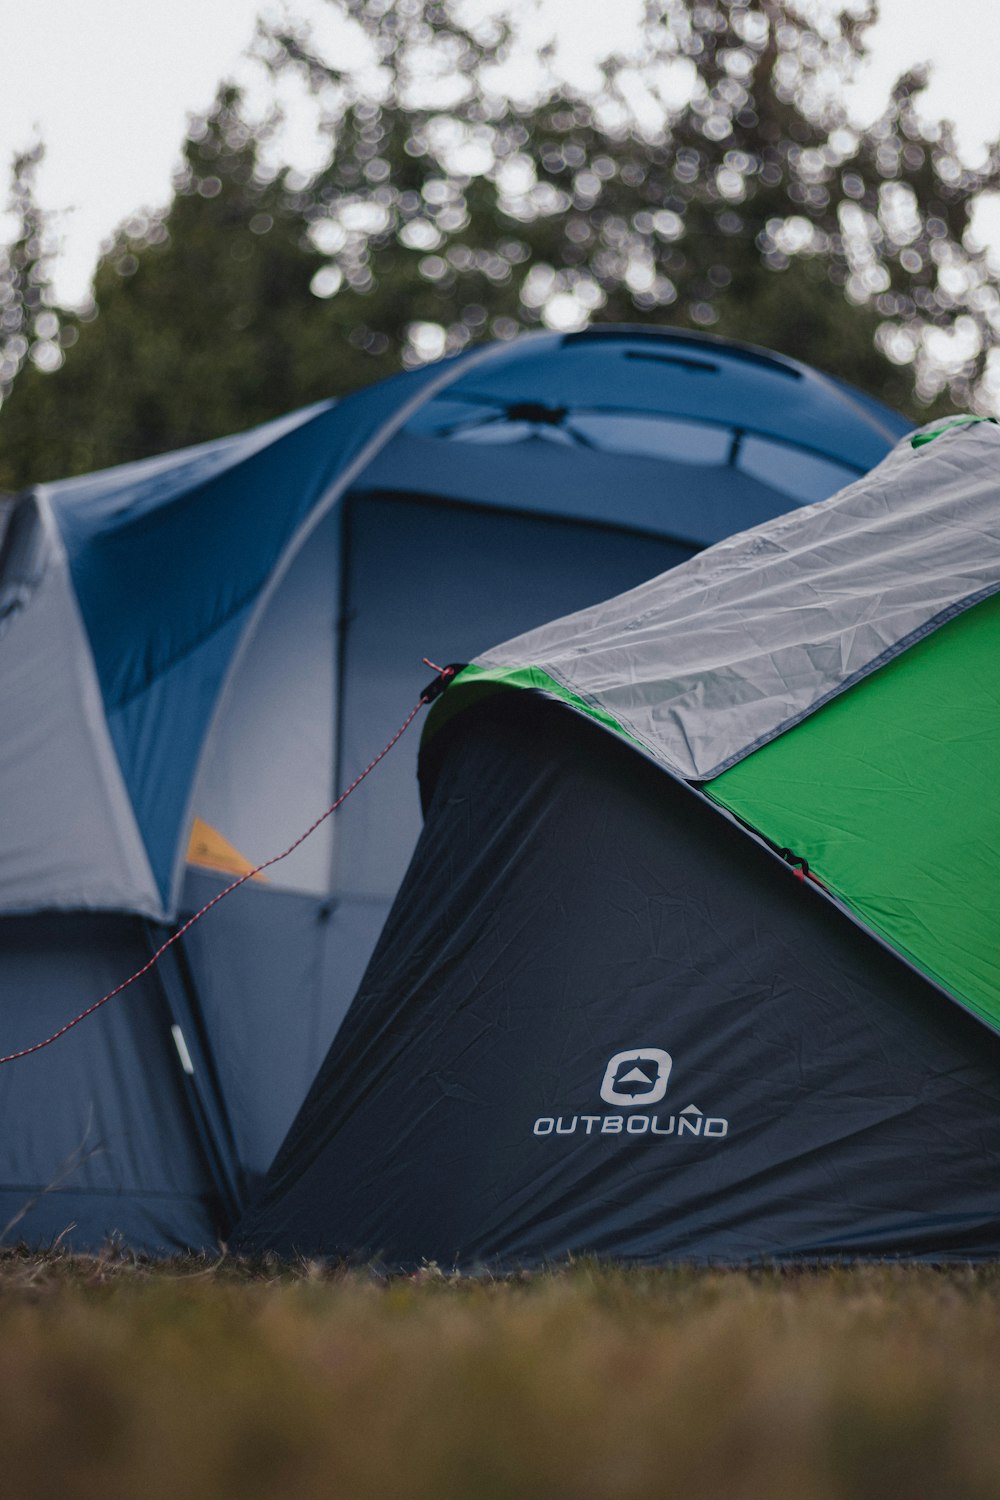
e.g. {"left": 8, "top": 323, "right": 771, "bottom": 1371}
{"left": 184, "top": 507, "right": 340, "bottom": 897}
{"left": 0, "top": 497, "right": 161, "bottom": 916}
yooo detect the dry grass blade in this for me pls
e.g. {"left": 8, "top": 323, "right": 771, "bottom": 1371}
{"left": 3, "top": 1253, "right": 1000, "bottom": 1499}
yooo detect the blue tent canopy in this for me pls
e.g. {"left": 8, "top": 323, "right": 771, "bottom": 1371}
{"left": 38, "top": 328, "right": 904, "bottom": 909}
{"left": 0, "top": 325, "right": 909, "bottom": 1251}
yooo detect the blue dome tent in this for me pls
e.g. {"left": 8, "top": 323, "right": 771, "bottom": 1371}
{"left": 0, "top": 326, "right": 908, "bottom": 1251}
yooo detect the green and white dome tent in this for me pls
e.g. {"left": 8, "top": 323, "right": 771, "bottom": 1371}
{"left": 237, "top": 415, "right": 1000, "bottom": 1267}
{"left": 432, "top": 415, "right": 1000, "bottom": 1032}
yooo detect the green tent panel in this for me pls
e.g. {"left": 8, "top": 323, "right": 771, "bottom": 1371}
{"left": 705, "top": 591, "right": 1000, "bottom": 1030}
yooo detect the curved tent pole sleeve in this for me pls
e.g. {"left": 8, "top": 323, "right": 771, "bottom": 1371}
{"left": 166, "top": 331, "right": 564, "bottom": 912}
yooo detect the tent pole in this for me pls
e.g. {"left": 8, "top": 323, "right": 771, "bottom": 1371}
{"left": 142, "top": 919, "right": 247, "bottom": 1232}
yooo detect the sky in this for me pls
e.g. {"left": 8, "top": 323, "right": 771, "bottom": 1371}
{"left": 2, "top": 0, "right": 1000, "bottom": 306}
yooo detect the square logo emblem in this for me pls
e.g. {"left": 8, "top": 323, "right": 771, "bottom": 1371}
{"left": 600, "top": 1048, "right": 672, "bottom": 1107}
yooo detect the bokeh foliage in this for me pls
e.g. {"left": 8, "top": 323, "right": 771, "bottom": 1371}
{"left": 2, "top": 0, "right": 999, "bottom": 489}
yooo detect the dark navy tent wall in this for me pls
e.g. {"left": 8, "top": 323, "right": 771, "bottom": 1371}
{"left": 237, "top": 696, "right": 1000, "bottom": 1266}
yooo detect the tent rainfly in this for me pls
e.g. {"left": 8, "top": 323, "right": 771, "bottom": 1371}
{"left": 0, "top": 327, "right": 906, "bottom": 1253}
{"left": 236, "top": 416, "right": 1000, "bottom": 1268}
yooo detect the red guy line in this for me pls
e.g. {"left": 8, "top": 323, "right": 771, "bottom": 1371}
{"left": 0, "top": 665, "right": 455, "bottom": 1064}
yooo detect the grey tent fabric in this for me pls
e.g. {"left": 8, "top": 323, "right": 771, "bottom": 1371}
{"left": 0, "top": 496, "right": 160, "bottom": 914}
{"left": 476, "top": 419, "right": 1000, "bottom": 780}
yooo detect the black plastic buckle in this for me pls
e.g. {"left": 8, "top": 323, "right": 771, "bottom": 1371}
{"left": 420, "top": 663, "right": 465, "bottom": 704}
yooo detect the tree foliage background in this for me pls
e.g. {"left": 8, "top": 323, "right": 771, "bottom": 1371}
{"left": 2, "top": 0, "right": 999, "bottom": 490}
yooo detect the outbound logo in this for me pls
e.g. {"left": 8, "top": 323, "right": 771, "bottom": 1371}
{"left": 600, "top": 1048, "right": 672, "bottom": 1106}
{"left": 532, "top": 1048, "right": 729, "bottom": 1142}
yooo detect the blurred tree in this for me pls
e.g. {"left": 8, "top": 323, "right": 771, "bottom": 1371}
{"left": 0, "top": 145, "right": 77, "bottom": 486}
{"left": 0, "top": 95, "right": 335, "bottom": 485}
{"left": 2, "top": 0, "right": 999, "bottom": 489}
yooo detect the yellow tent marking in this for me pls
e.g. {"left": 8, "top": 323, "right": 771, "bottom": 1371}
{"left": 186, "top": 817, "right": 267, "bottom": 882}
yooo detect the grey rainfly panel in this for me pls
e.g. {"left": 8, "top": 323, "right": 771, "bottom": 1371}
{"left": 0, "top": 495, "right": 162, "bottom": 916}
{"left": 476, "top": 419, "right": 1000, "bottom": 780}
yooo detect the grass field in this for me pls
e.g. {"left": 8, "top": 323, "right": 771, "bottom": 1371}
{"left": 3, "top": 1251, "right": 1000, "bottom": 1500}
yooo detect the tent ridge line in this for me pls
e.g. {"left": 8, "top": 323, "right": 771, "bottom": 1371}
{"left": 564, "top": 323, "right": 907, "bottom": 446}
{"left": 704, "top": 793, "right": 999, "bottom": 1041}
{"left": 33, "top": 401, "right": 336, "bottom": 535}
{"left": 698, "top": 577, "right": 1000, "bottom": 782}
